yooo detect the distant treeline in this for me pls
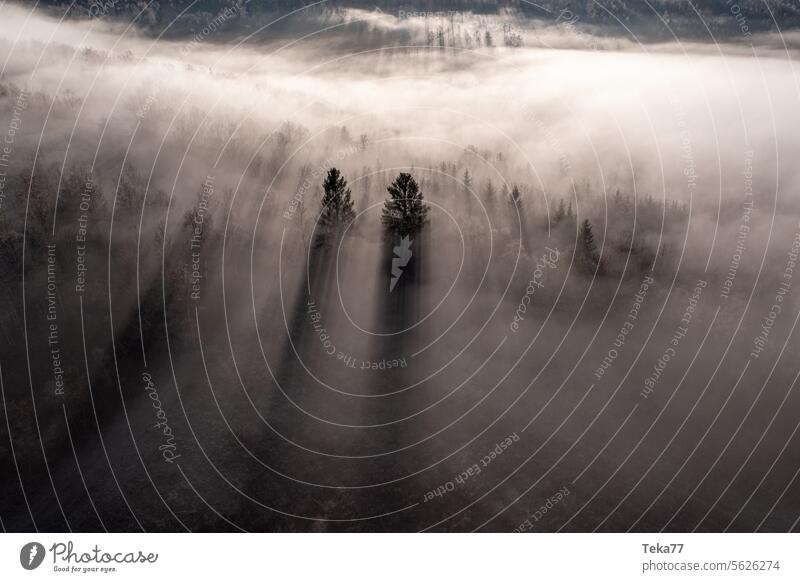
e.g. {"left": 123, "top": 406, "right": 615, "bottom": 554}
{"left": 32, "top": 0, "right": 800, "bottom": 40}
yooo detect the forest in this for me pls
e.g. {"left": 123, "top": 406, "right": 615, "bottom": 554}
{"left": 1, "top": 0, "right": 800, "bottom": 533}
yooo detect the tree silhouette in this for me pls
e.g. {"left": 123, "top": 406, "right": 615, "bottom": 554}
{"left": 483, "top": 179, "right": 495, "bottom": 203}
{"left": 462, "top": 168, "right": 472, "bottom": 191}
{"left": 579, "top": 218, "right": 604, "bottom": 274}
{"left": 613, "top": 188, "right": 624, "bottom": 208}
{"left": 381, "top": 172, "right": 429, "bottom": 238}
{"left": 554, "top": 199, "right": 566, "bottom": 223}
{"left": 499, "top": 182, "right": 509, "bottom": 201}
{"left": 482, "top": 179, "right": 497, "bottom": 219}
{"left": 318, "top": 167, "right": 355, "bottom": 243}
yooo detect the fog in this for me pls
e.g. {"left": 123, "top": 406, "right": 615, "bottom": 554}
{"left": 4, "top": 3, "right": 800, "bottom": 207}
{"left": 2, "top": 2, "right": 800, "bottom": 533}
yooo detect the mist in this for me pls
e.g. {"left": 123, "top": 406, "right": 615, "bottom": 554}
{"left": 2, "top": 1, "right": 800, "bottom": 533}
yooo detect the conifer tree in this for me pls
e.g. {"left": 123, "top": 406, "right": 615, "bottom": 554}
{"left": 318, "top": 167, "right": 355, "bottom": 242}
{"left": 462, "top": 168, "right": 472, "bottom": 190}
{"left": 483, "top": 179, "right": 495, "bottom": 206}
{"left": 579, "top": 218, "right": 603, "bottom": 274}
{"left": 554, "top": 199, "right": 566, "bottom": 223}
{"left": 500, "top": 182, "right": 509, "bottom": 201}
{"left": 381, "top": 173, "right": 429, "bottom": 237}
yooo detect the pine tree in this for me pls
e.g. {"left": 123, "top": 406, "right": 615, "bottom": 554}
{"left": 499, "top": 183, "right": 510, "bottom": 217}
{"left": 462, "top": 168, "right": 472, "bottom": 190}
{"left": 483, "top": 179, "right": 495, "bottom": 205}
{"left": 613, "top": 188, "right": 623, "bottom": 208}
{"left": 579, "top": 219, "right": 603, "bottom": 274}
{"left": 318, "top": 167, "right": 355, "bottom": 242}
{"left": 554, "top": 199, "right": 566, "bottom": 223}
{"left": 381, "top": 173, "right": 429, "bottom": 238}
